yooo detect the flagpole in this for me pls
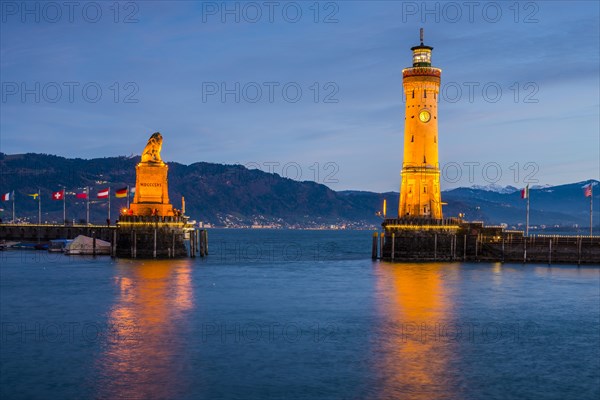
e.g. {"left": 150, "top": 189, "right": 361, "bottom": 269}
{"left": 12, "top": 191, "right": 15, "bottom": 223}
{"left": 526, "top": 185, "right": 530, "bottom": 237}
{"left": 590, "top": 184, "right": 593, "bottom": 238}
{"left": 38, "top": 189, "right": 41, "bottom": 225}
{"left": 127, "top": 185, "right": 130, "bottom": 209}
{"left": 86, "top": 187, "right": 90, "bottom": 225}
{"left": 63, "top": 187, "right": 66, "bottom": 226}
{"left": 108, "top": 189, "right": 111, "bottom": 225}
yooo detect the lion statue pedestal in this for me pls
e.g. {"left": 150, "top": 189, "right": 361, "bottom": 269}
{"left": 129, "top": 132, "right": 174, "bottom": 217}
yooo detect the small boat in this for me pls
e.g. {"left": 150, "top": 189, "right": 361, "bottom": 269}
{"left": 11, "top": 242, "right": 39, "bottom": 250}
{"left": 65, "top": 235, "right": 111, "bottom": 255}
{"left": 34, "top": 243, "right": 49, "bottom": 251}
{"left": 0, "top": 241, "right": 17, "bottom": 251}
{"left": 49, "top": 239, "right": 73, "bottom": 253}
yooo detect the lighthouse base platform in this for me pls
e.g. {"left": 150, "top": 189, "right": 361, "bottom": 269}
{"left": 373, "top": 218, "right": 600, "bottom": 264}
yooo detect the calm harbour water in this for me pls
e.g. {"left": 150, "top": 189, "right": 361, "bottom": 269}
{"left": 1, "top": 229, "right": 599, "bottom": 400}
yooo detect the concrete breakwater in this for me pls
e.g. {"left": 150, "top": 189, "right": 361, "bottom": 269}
{"left": 0, "top": 220, "right": 207, "bottom": 259}
{"left": 0, "top": 223, "right": 115, "bottom": 242}
{"left": 374, "top": 220, "right": 600, "bottom": 264}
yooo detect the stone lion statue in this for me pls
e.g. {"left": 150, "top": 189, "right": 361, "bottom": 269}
{"left": 141, "top": 132, "right": 163, "bottom": 163}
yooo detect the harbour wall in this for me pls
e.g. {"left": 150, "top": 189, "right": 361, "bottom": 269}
{"left": 375, "top": 220, "right": 600, "bottom": 264}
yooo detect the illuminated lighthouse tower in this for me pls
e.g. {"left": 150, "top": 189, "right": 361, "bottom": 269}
{"left": 398, "top": 29, "right": 443, "bottom": 219}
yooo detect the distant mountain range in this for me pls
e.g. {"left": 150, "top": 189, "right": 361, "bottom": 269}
{"left": 0, "top": 153, "right": 598, "bottom": 230}
{"left": 466, "top": 183, "right": 553, "bottom": 194}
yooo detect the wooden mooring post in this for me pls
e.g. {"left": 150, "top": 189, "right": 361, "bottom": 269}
{"left": 92, "top": 231, "right": 96, "bottom": 257}
{"left": 452, "top": 234, "right": 457, "bottom": 261}
{"left": 190, "top": 230, "right": 195, "bottom": 257}
{"left": 371, "top": 232, "right": 378, "bottom": 260}
{"left": 153, "top": 228, "right": 157, "bottom": 259}
{"left": 199, "top": 230, "right": 205, "bottom": 257}
{"left": 203, "top": 230, "right": 208, "bottom": 256}
{"left": 172, "top": 230, "right": 176, "bottom": 259}
{"left": 188, "top": 229, "right": 208, "bottom": 258}
{"left": 198, "top": 229, "right": 203, "bottom": 257}
{"left": 112, "top": 230, "right": 117, "bottom": 258}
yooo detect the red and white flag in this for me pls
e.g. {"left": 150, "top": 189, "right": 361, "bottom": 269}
{"left": 521, "top": 185, "right": 529, "bottom": 199}
{"left": 1, "top": 192, "right": 11, "bottom": 201}
{"left": 583, "top": 184, "right": 593, "bottom": 197}
{"left": 97, "top": 188, "right": 109, "bottom": 199}
{"left": 76, "top": 189, "right": 88, "bottom": 199}
{"left": 52, "top": 190, "right": 65, "bottom": 200}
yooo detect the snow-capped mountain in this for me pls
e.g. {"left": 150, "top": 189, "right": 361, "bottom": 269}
{"left": 463, "top": 184, "right": 519, "bottom": 194}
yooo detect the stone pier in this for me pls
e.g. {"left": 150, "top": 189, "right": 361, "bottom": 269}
{"left": 115, "top": 215, "right": 189, "bottom": 258}
{"left": 373, "top": 219, "right": 600, "bottom": 264}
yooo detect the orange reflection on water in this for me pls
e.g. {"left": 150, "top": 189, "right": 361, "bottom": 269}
{"left": 374, "top": 262, "right": 459, "bottom": 400}
{"left": 96, "top": 259, "right": 194, "bottom": 400}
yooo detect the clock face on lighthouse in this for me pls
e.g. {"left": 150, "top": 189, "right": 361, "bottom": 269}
{"left": 419, "top": 110, "right": 431, "bottom": 123}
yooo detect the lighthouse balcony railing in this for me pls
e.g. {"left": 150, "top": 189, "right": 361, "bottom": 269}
{"left": 118, "top": 215, "right": 189, "bottom": 225}
{"left": 382, "top": 216, "right": 462, "bottom": 229}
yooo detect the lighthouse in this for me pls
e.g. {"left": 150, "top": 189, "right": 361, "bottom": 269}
{"left": 371, "top": 30, "right": 600, "bottom": 263}
{"left": 398, "top": 29, "right": 443, "bottom": 219}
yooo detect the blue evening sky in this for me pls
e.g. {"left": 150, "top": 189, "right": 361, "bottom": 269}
{"left": 1, "top": 1, "right": 598, "bottom": 191}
